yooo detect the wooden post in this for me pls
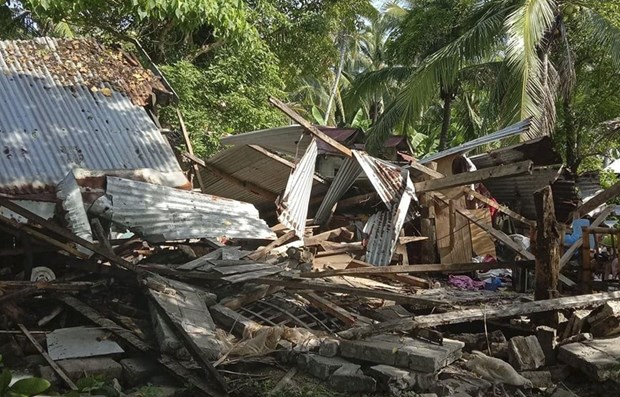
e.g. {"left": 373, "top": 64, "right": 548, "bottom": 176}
{"left": 533, "top": 186, "right": 561, "bottom": 300}
{"left": 581, "top": 227, "right": 592, "bottom": 294}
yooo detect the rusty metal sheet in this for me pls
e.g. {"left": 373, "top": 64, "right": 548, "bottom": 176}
{"left": 0, "top": 38, "right": 184, "bottom": 197}
{"left": 352, "top": 150, "right": 405, "bottom": 206}
{"left": 105, "top": 177, "right": 275, "bottom": 242}
{"left": 277, "top": 139, "right": 318, "bottom": 241}
{"left": 313, "top": 156, "right": 363, "bottom": 225}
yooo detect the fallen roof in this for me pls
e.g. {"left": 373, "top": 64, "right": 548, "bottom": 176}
{"left": 198, "top": 145, "right": 328, "bottom": 210}
{"left": 420, "top": 119, "right": 532, "bottom": 164}
{"left": 469, "top": 136, "right": 562, "bottom": 169}
{"left": 105, "top": 176, "right": 275, "bottom": 242}
{"left": 0, "top": 37, "right": 183, "bottom": 197}
{"left": 219, "top": 124, "right": 360, "bottom": 156}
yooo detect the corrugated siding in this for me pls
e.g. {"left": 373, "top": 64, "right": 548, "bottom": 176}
{"left": 353, "top": 150, "right": 405, "bottom": 206}
{"left": 469, "top": 136, "right": 562, "bottom": 168}
{"left": 106, "top": 177, "right": 275, "bottom": 242}
{"left": 483, "top": 166, "right": 563, "bottom": 220}
{"left": 56, "top": 170, "right": 93, "bottom": 254}
{"left": 199, "top": 145, "right": 326, "bottom": 209}
{"left": 421, "top": 119, "right": 531, "bottom": 164}
{"left": 277, "top": 140, "right": 318, "bottom": 241}
{"left": 313, "top": 156, "right": 362, "bottom": 225}
{"left": 0, "top": 38, "right": 182, "bottom": 195}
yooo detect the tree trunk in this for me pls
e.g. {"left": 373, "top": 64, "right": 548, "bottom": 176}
{"left": 325, "top": 35, "right": 347, "bottom": 125}
{"left": 438, "top": 89, "right": 453, "bottom": 151}
{"left": 533, "top": 185, "right": 561, "bottom": 301}
{"left": 563, "top": 94, "right": 577, "bottom": 173}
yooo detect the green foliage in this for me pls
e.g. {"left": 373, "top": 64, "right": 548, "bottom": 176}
{"left": 160, "top": 39, "right": 285, "bottom": 157}
{"left": 0, "top": 356, "right": 50, "bottom": 397}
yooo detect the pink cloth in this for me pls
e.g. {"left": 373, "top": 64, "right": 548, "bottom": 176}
{"left": 448, "top": 275, "right": 485, "bottom": 290}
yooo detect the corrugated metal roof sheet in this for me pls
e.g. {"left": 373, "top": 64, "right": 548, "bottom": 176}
{"left": 483, "top": 166, "right": 564, "bottom": 220}
{"left": 277, "top": 139, "right": 318, "bottom": 241}
{"left": 0, "top": 37, "right": 183, "bottom": 196}
{"left": 105, "top": 176, "right": 275, "bottom": 242}
{"left": 469, "top": 136, "right": 562, "bottom": 169}
{"left": 313, "top": 156, "right": 363, "bottom": 225}
{"left": 353, "top": 150, "right": 406, "bottom": 206}
{"left": 199, "top": 145, "right": 327, "bottom": 210}
{"left": 219, "top": 125, "right": 359, "bottom": 156}
{"left": 421, "top": 119, "right": 532, "bottom": 164}
{"left": 56, "top": 169, "right": 93, "bottom": 254}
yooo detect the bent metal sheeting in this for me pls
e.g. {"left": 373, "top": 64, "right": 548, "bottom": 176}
{"left": 105, "top": 177, "right": 275, "bottom": 242}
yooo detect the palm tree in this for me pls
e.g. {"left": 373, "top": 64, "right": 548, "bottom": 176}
{"left": 365, "top": 0, "right": 620, "bottom": 160}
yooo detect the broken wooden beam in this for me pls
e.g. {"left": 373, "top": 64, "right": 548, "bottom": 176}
{"left": 247, "top": 230, "right": 296, "bottom": 260}
{"left": 300, "top": 261, "right": 534, "bottom": 278}
{"left": 464, "top": 187, "right": 534, "bottom": 226}
{"left": 17, "top": 323, "right": 78, "bottom": 391}
{"left": 0, "top": 198, "right": 138, "bottom": 272}
{"left": 560, "top": 206, "right": 614, "bottom": 269}
{"left": 268, "top": 97, "right": 353, "bottom": 157}
{"left": 338, "top": 291, "right": 620, "bottom": 340}
{"left": 256, "top": 277, "right": 443, "bottom": 307}
{"left": 571, "top": 180, "right": 620, "bottom": 220}
{"left": 533, "top": 186, "right": 561, "bottom": 300}
{"left": 414, "top": 161, "right": 533, "bottom": 193}
{"left": 343, "top": 259, "right": 432, "bottom": 288}
{"left": 298, "top": 292, "right": 359, "bottom": 326}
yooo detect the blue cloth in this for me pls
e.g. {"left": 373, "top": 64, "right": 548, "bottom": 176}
{"left": 564, "top": 219, "right": 595, "bottom": 247}
{"left": 484, "top": 277, "right": 503, "bottom": 291}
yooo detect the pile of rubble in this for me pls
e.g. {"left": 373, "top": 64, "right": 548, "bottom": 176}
{"left": 1, "top": 37, "right": 620, "bottom": 397}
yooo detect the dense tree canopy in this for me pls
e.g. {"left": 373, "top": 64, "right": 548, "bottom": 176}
{"left": 1, "top": 0, "right": 619, "bottom": 173}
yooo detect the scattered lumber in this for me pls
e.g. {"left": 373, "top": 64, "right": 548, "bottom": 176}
{"left": 338, "top": 291, "right": 620, "bottom": 340}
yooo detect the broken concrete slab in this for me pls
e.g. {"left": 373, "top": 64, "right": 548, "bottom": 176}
{"left": 558, "top": 335, "right": 620, "bottom": 382}
{"left": 120, "top": 357, "right": 158, "bottom": 386}
{"left": 46, "top": 327, "right": 124, "bottom": 360}
{"left": 536, "top": 325, "right": 557, "bottom": 365}
{"left": 148, "top": 303, "right": 191, "bottom": 360}
{"left": 432, "top": 365, "right": 492, "bottom": 397}
{"left": 328, "top": 363, "right": 376, "bottom": 393}
{"left": 368, "top": 364, "right": 436, "bottom": 394}
{"left": 54, "top": 357, "right": 122, "bottom": 381}
{"left": 301, "top": 354, "right": 352, "bottom": 380}
{"left": 586, "top": 301, "right": 620, "bottom": 337}
{"left": 147, "top": 276, "right": 226, "bottom": 360}
{"left": 520, "top": 370, "right": 555, "bottom": 388}
{"left": 318, "top": 338, "right": 340, "bottom": 357}
{"left": 340, "top": 335, "right": 464, "bottom": 373}
{"left": 508, "top": 335, "right": 545, "bottom": 370}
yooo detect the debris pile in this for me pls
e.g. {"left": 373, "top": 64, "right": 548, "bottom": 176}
{"left": 1, "top": 37, "right": 620, "bottom": 397}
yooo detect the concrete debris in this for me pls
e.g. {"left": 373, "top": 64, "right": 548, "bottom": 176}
{"left": 508, "top": 335, "right": 546, "bottom": 371}
{"left": 328, "top": 363, "right": 377, "bottom": 393}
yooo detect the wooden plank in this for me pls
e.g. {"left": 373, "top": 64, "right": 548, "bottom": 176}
{"left": 220, "top": 267, "right": 282, "bottom": 283}
{"left": 177, "top": 108, "right": 205, "bottom": 191}
{"left": 268, "top": 97, "right": 353, "bottom": 157}
{"left": 220, "top": 284, "right": 284, "bottom": 310}
{"left": 469, "top": 208, "right": 496, "bottom": 257}
{"left": 299, "top": 291, "right": 358, "bottom": 326}
{"left": 581, "top": 228, "right": 593, "bottom": 294}
{"left": 300, "top": 261, "right": 533, "bottom": 278}
{"left": 338, "top": 291, "right": 620, "bottom": 340}
{"left": 183, "top": 152, "right": 278, "bottom": 201}
{"left": 414, "top": 161, "right": 533, "bottom": 193}
{"left": 56, "top": 295, "right": 225, "bottom": 397}
{"left": 256, "top": 277, "right": 443, "bottom": 307}
{"left": 17, "top": 324, "right": 78, "bottom": 391}
{"left": 435, "top": 193, "right": 535, "bottom": 261}
{"left": 533, "top": 186, "right": 561, "bottom": 300}
{"left": 572, "top": 180, "right": 620, "bottom": 220}
{"left": 345, "top": 259, "right": 431, "bottom": 288}
{"left": 464, "top": 187, "right": 534, "bottom": 226}
{"left": 213, "top": 263, "right": 276, "bottom": 275}
{"left": 177, "top": 249, "right": 222, "bottom": 271}
{"left": 560, "top": 206, "right": 614, "bottom": 269}
{"left": 408, "top": 160, "right": 444, "bottom": 179}
{"left": 0, "top": 198, "right": 138, "bottom": 271}
{"left": 247, "top": 230, "right": 296, "bottom": 260}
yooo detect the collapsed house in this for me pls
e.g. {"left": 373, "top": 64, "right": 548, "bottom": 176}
{"left": 1, "top": 37, "right": 620, "bottom": 397}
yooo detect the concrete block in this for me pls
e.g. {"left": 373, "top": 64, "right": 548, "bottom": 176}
{"left": 120, "top": 357, "right": 158, "bottom": 386}
{"left": 318, "top": 338, "right": 340, "bottom": 357}
{"left": 536, "top": 325, "right": 557, "bottom": 365}
{"left": 56, "top": 357, "right": 122, "bottom": 381}
{"left": 303, "top": 354, "right": 351, "bottom": 380}
{"left": 432, "top": 366, "right": 491, "bottom": 397}
{"left": 369, "top": 364, "right": 436, "bottom": 394}
{"left": 508, "top": 335, "right": 545, "bottom": 371}
{"left": 341, "top": 335, "right": 463, "bottom": 373}
{"left": 520, "top": 370, "right": 554, "bottom": 388}
{"left": 149, "top": 303, "right": 190, "bottom": 360}
{"left": 328, "top": 364, "right": 376, "bottom": 393}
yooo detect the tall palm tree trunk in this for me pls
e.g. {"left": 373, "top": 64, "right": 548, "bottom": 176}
{"left": 563, "top": 97, "right": 578, "bottom": 173}
{"left": 325, "top": 35, "right": 347, "bottom": 124}
{"left": 438, "top": 89, "right": 453, "bottom": 151}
